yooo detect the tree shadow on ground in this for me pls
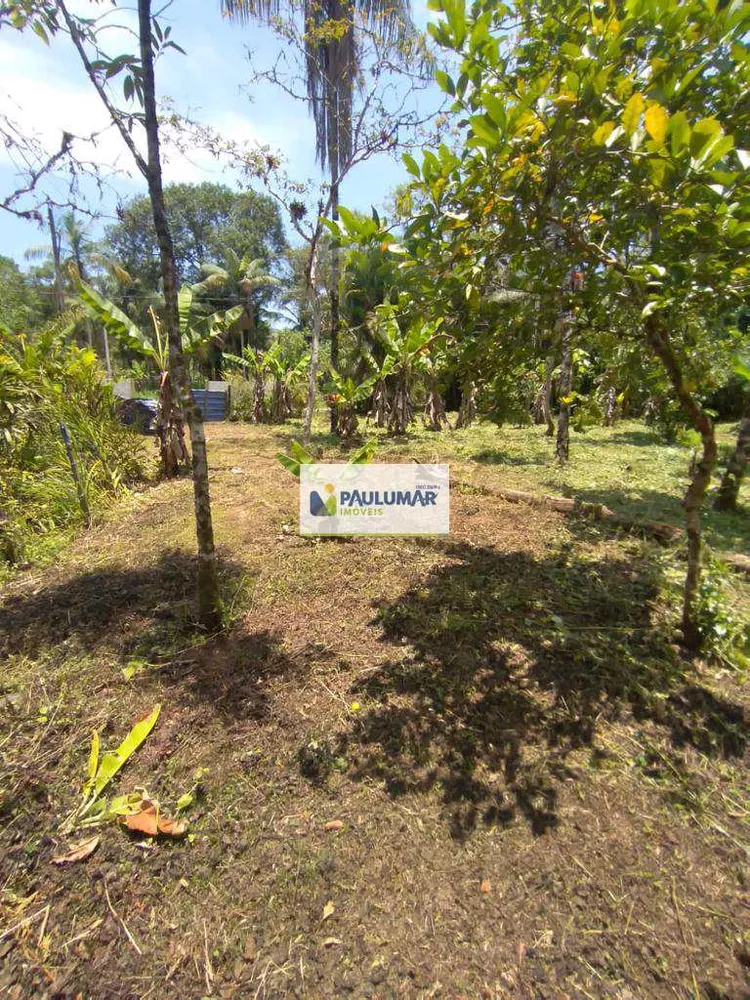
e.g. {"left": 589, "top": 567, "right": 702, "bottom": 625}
{"left": 339, "top": 542, "right": 747, "bottom": 840}
{"left": 0, "top": 548, "right": 316, "bottom": 725}
{"left": 572, "top": 486, "right": 748, "bottom": 552}
{"left": 0, "top": 549, "right": 237, "bottom": 659}
{"left": 472, "top": 447, "right": 544, "bottom": 466}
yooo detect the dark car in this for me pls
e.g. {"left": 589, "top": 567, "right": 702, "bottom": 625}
{"left": 116, "top": 397, "right": 158, "bottom": 434}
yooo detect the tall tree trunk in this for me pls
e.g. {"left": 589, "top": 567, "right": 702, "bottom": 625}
{"left": 48, "top": 207, "right": 65, "bottom": 314}
{"left": 102, "top": 328, "right": 112, "bottom": 378}
{"left": 455, "top": 381, "right": 477, "bottom": 429}
{"left": 302, "top": 240, "right": 322, "bottom": 445}
{"left": 329, "top": 179, "right": 340, "bottom": 434}
{"left": 714, "top": 393, "right": 750, "bottom": 511}
{"left": 137, "top": 0, "right": 221, "bottom": 630}
{"left": 603, "top": 384, "right": 617, "bottom": 427}
{"left": 644, "top": 314, "right": 717, "bottom": 651}
{"left": 555, "top": 317, "right": 573, "bottom": 464}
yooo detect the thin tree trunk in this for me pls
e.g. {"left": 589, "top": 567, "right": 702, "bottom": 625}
{"left": 48, "top": 207, "right": 65, "bottom": 314}
{"left": 102, "top": 328, "right": 112, "bottom": 378}
{"left": 714, "top": 393, "right": 750, "bottom": 511}
{"left": 603, "top": 384, "right": 617, "bottom": 427}
{"left": 455, "top": 381, "right": 477, "bottom": 429}
{"left": 302, "top": 240, "right": 322, "bottom": 445}
{"left": 555, "top": 317, "right": 572, "bottom": 464}
{"left": 329, "top": 179, "right": 340, "bottom": 434}
{"left": 645, "top": 313, "right": 717, "bottom": 651}
{"left": 137, "top": 0, "right": 221, "bottom": 630}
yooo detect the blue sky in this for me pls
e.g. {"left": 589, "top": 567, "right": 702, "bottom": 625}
{"left": 0, "top": 0, "right": 444, "bottom": 264}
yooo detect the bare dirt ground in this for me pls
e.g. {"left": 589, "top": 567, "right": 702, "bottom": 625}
{"left": 1, "top": 421, "right": 748, "bottom": 1000}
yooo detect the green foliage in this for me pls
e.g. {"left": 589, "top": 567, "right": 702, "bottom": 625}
{"left": 103, "top": 183, "right": 287, "bottom": 289}
{"left": 0, "top": 323, "right": 148, "bottom": 566}
{"left": 694, "top": 560, "right": 750, "bottom": 671}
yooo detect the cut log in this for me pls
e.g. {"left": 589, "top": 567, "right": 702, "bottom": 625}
{"left": 455, "top": 480, "right": 749, "bottom": 575}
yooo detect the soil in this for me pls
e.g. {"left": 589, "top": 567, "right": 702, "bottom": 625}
{"left": 1, "top": 422, "right": 748, "bottom": 1000}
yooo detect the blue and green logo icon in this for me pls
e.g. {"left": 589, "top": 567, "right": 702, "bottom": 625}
{"left": 309, "top": 482, "right": 337, "bottom": 517}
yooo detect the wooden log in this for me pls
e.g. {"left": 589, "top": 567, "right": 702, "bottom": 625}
{"left": 455, "top": 480, "right": 748, "bottom": 573}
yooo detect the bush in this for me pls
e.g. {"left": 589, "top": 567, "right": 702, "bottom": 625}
{"left": 0, "top": 321, "right": 149, "bottom": 566}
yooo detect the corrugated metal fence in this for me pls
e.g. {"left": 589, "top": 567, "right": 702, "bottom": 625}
{"left": 191, "top": 388, "right": 229, "bottom": 422}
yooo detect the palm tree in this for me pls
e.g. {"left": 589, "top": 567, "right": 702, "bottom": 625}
{"left": 192, "top": 252, "right": 279, "bottom": 371}
{"left": 221, "top": 0, "right": 416, "bottom": 406}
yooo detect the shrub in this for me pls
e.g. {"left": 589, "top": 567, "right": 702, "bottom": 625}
{"left": 0, "top": 321, "right": 149, "bottom": 566}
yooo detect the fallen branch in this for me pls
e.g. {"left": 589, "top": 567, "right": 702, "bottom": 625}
{"left": 455, "top": 481, "right": 750, "bottom": 576}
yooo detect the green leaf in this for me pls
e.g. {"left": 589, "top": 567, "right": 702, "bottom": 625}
{"left": 349, "top": 440, "right": 377, "bottom": 465}
{"left": 176, "top": 791, "right": 194, "bottom": 811}
{"left": 469, "top": 114, "right": 501, "bottom": 148}
{"left": 402, "top": 153, "right": 420, "bottom": 178}
{"left": 669, "top": 111, "right": 691, "bottom": 155}
{"left": 641, "top": 299, "right": 662, "bottom": 318}
{"left": 289, "top": 439, "right": 315, "bottom": 464}
{"left": 622, "top": 93, "right": 644, "bottom": 136}
{"left": 644, "top": 103, "right": 669, "bottom": 145}
{"left": 689, "top": 118, "right": 722, "bottom": 158}
{"left": 178, "top": 284, "right": 193, "bottom": 337}
{"left": 89, "top": 704, "right": 161, "bottom": 802}
{"left": 482, "top": 95, "right": 507, "bottom": 131}
{"left": 435, "top": 70, "right": 455, "bottom": 95}
{"left": 276, "top": 453, "right": 300, "bottom": 478}
{"left": 83, "top": 731, "right": 100, "bottom": 797}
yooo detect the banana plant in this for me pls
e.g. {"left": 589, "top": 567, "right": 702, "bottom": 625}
{"left": 276, "top": 438, "right": 377, "bottom": 478}
{"left": 266, "top": 348, "right": 310, "bottom": 423}
{"left": 223, "top": 345, "right": 271, "bottom": 423}
{"left": 80, "top": 282, "right": 240, "bottom": 475}
{"left": 325, "top": 369, "right": 377, "bottom": 442}
{"left": 372, "top": 301, "right": 448, "bottom": 436}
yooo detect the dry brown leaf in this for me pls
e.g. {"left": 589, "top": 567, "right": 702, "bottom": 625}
{"left": 243, "top": 935, "right": 256, "bottom": 961}
{"left": 122, "top": 802, "right": 187, "bottom": 838}
{"left": 322, "top": 900, "right": 335, "bottom": 921}
{"left": 321, "top": 937, "right": 342, "bottom": 948}
{"left": 52, "top": 835, "right": 100, "bottom": 865}
{"left": 480, "top": 878, "right": 491, "bottom": 894}
{"left": 324, "top": 820, "right": 344, "bottom": 832}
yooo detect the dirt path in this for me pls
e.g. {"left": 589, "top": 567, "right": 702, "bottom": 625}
{"left": 1, "top": 424, "right": 748, "bottom": 999}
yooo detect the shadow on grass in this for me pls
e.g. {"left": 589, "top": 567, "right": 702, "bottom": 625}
{"left": 0, "top": 548, "right": 317, "bottom": 725}
{"left": 472, "top": 447, "right": 544, "bottom": 466}
{"left": 571, "top": 486, "right": 748, "bottom": 553}
{"left": 0, "top": 548, "right": 236, "bottom": 659}
{"left": 339, "top": 542, "right": 747, "bottom": 840}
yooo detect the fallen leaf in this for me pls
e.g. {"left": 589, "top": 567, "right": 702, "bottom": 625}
{"left": 480, "top": 878, "right": 491, "bottom": 894}
{"left": 324, "top": 820, "right": 344, "bottom": 832}
{"left": 321, "top": 937, "right": 342, "bottom": 948}
{"left": 322, "top": 900, "right": 335, "bottom": 921}
{"left": 52, "top": 835, "right": 100, "bottom": 865}
{"left": 122, "top": 802, "right": 187, "bottom": 837}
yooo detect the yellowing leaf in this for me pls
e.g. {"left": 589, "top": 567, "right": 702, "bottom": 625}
{"left": 592, "top": 121, "right": 615, "bottom": 145}
{"left": 644, "top": 104, "right": 669, "bottom": 145}
{"left": 622, "top": 93, "right": 645, "bottom": 136}
{"left": 322, "top": 900, "right": 335, "bottom": 921}
{"left": 90, "top": 704, "right": 161, "bottom": 801}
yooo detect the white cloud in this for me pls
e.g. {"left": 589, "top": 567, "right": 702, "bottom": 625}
{"left": 0, "top": 32, "right": 276, "bottom": 197}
